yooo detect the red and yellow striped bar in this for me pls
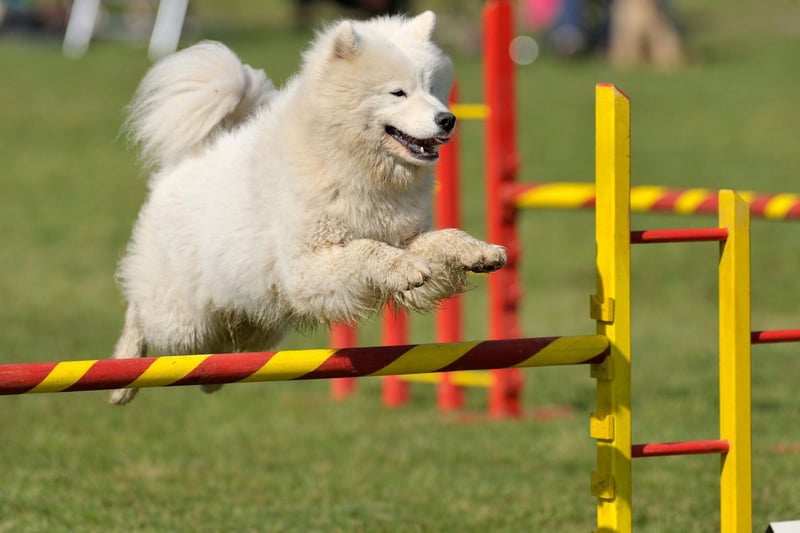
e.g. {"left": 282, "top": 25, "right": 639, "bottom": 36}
{"left": 512, "top": 182, "right": 800, "bottom": 220}
{"left": 0, "top": 335, "right": 609, "bottom": 396}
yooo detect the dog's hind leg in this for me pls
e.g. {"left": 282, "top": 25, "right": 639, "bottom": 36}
{"left": 108, "top": 306, "right": 148, "bottom": 406}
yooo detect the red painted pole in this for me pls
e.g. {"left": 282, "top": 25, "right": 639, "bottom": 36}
{"left": 484, "top": 0, "right": 523, "bottom": 417}
{"left": 751, "top": 329, "right": 800, "bottom": 344}
{"left": 436, "top": 82, "right": 465, "bottom": 411}
{"left": 436, "top": 82, "right": 463, "bottom": 242}
{"left": 330, "top": 324, "right": 357, "bottom": 399}
{"left": 382, "top": 303, "right": 410, "bottom": 407}
{"left": 632, "top": 439, "right": 729, "bottom": 458}
{"left": 630, "top": 227, "right": 729, "bottom": 244}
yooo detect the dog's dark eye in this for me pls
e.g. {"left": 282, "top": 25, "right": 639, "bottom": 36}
{"left": 390, "top": 90, "right": 407, "bottom": 98}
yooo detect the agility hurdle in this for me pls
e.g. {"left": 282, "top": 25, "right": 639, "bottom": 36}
{"left": 580, "top": 83, "right": 796, "bottom": 533}
{"left": 460, "top": 77, "right": 795, "bottom": 532}
{"left": 588, "top": 82, "right": 755, "bottom": 533}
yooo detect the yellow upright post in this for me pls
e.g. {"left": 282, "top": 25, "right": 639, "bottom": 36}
{"left": 591, "top": 83, "right": 632, "bottom": 533}
{"left": 717, "top": 190, "right": 752, "bottom": 533}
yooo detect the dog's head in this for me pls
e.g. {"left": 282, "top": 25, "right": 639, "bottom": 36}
{"left": 305, "top": 12, "right": 455, "bottom": 169}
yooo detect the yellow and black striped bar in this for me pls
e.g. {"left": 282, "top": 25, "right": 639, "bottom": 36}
{"left": 0, "top": 335, "right": 609, "bottom": 395}
{"left": 512, "top": 182, "right": 800, "bottom": 220}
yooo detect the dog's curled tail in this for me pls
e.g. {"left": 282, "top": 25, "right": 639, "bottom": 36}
{"left": 127, "top": 41, "right": 275, "bottom": 169}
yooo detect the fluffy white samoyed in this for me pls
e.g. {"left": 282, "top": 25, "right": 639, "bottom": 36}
{"left": 109, "top": 11, "right": 506, "bottom": 405}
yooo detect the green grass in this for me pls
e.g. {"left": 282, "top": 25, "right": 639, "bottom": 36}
{"left": 2, "top": 1, "right": 800, "bottom": 531}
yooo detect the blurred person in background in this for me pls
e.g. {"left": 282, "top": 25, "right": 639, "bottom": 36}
{"left": 608, "top": 0, "right": 685, "bottom": 70}
{"left": 295, "top": 0, "right": 411, "bottom": 25}
{"left": 0, "top": 0, "right": 67, "bottom": 36}
{"left": 522, "top": 0, "right": 685, "bottom": 69}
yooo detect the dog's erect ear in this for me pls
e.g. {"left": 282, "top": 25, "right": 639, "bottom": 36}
{"left": 407, "top": 11, "right": 436, "bottom": 40}
{"left": 332, "top": 21, "right": 360, "bottom": 60}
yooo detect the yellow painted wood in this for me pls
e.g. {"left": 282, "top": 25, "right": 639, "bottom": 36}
{"left": 718, "top": 190, "right": 752, "bottom": 533}
{"left": 590, "top": 413, "right": 615, "bottom": 440}
{"left": 591, "top": 83, "right": 632, "bottom": 533}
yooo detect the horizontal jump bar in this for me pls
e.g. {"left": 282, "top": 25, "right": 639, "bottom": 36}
{"left": 0, "top": 335, "right": 610, "bottom": 395}
{"left": 630, "top": 228, "right": 728, "bottom": 244}
{"left": 632, "top": 439, "right": 730, "bottom": 458}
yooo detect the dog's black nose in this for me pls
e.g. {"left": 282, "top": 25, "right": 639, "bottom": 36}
{"left": 435, "top": 112, "right": 456, "bottom": 133}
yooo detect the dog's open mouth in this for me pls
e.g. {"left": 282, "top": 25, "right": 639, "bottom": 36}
{"left": 385, "top": 126, "right": 451, "bottom": 161}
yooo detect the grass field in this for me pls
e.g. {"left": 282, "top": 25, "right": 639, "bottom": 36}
{"left": 1, "top": 1, "right": 799, "bottom": 531}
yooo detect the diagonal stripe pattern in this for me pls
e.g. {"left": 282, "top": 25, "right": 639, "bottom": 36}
{"left": 0, "top": 335, "right": 609, "bottom": 395}
{"left": 513, "top": 182, "right": 800, "bottom": 220}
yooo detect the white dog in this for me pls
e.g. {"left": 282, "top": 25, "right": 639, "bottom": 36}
{"left": 109, "top": 11, "right": 506, "bottom": 405}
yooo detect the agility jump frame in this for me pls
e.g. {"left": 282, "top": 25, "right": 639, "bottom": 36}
{"left": 588, "top": 83, "right": 800, "bottom": 533}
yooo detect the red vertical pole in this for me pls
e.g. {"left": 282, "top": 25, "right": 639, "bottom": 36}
{"left": 382, "top": 303, "right": 410, "bottom": 406}
{"left": 484, "top": 0, "right": 523, "bottom": 418}
{"left": 436, "top": 82, "right": 466, "bottom": 411}
{"left": 330, "top": 324, "right": 357, "bottom": 399}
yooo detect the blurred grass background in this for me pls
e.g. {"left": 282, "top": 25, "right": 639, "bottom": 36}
{"left": 1, "top": 0, "right": 799, "bottom": 531}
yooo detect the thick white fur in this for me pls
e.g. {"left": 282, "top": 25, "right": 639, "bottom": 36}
{"left": 126, "top": 41, "right": 276, "bottom": 169}
{"left": 109, "top": 12, "right": 506, "bottom": 405}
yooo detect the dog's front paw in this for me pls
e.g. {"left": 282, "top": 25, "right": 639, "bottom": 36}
{"left": 461, "top": 244, "right": 507, "bottom": 273}
{"left": 383, "top": 254, "right": 432, "bottom": 293}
